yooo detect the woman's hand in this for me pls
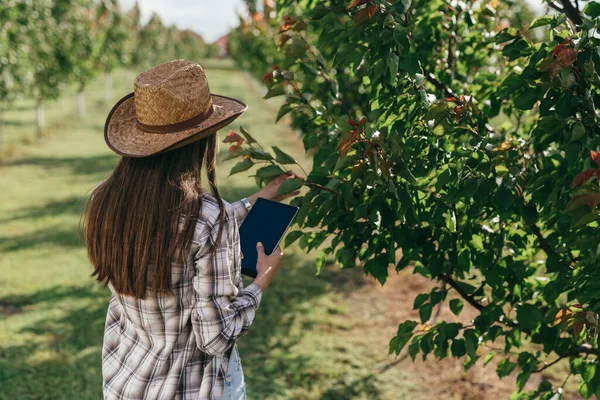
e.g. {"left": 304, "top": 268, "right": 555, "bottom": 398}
{"left": 253, "top": 242, "right": 284, "bottom": 292}
{"left": 247, "top": 171, "right": 301, "bottom": 205}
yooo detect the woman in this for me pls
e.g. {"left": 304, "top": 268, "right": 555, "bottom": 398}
{"left": 83, "top": 60, "right": 299, "bottom": 399}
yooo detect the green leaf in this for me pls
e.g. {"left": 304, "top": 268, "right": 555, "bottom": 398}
{"left": 364, "top": 253, "right": 390, "bottom": 285}
{"left": 517, "top": 369, "right": 532, "bottom": 392}
{"left": 389, "top": 320, "right": 418, "bottom": 355}
{"left": 276, "top": 103, "right": 295, "bottom": 122}
{"left": 239, "top": 126, "right": 257, "bottom": 144}
{"left": 229, "top": 158, "right": 254, "bottom": 176}
{"left": 583, "top": 2, "right": 600, "bottom": 18}
{"left": 463, "top": 330, "right": 478, "bottom": 359}
{"left": 450, "top": 339, "right": 466, "bottom": 357}
{"left": 469, "top": 234, "right": 484, "bottom": 250}
{"left": 388, "top": 52, "right": 399, "bottom": 86}
{"left": 277, "top": 178, "right": 304, "bottom": 195}
{"left": 513, "top": 86, "right": 542, "bottom": 110}
{"left": 495, "top": 27, "right": 518, "bottom": 44}
{"left": 284, "top": 230, "right": 303, "bottom": 247}
{"left": 408, "top": 340, "right": 420, "bottom": 361}
{"left": 483, "top": 351, "right": 496, "bottom": 366}
{"left": 516, "top": 303, "right": 542, "bottom": 331}
{"left": 222, "top": 147, "right": 243, "bottom": 161}
{"left": 502, "top": 37, "right": 531, "bottom": 60}
{"left": 315, "top": 250, "right": 327, "bottom": 275}
{"left": 419, "top": 303, "right": 433, "bottom": 323}
{"left": 311, "top": 4, "right": 329, "bottom": 20}
{"left": 255, "top": 164, "right": 285, "bottom": 179}
{"left": 497, "top": 358, "right": 517, "bottom": 378}
{"left": 528, "top": 15, "right": 554, "bottom": 30}
{"left": 572, "top": 121, "right": 586, "bottom": 141}
{"left": 449, "top": 298, "right": 463, "bottom": 316}
{"left": 264, "top": 85, "right": 287, "bottom": 99}
{"left": 545, "top": 252, "right": 561, "bottom": 273}
{"left": 413, "top": 293, "right": 429, "bottom": 309}
{"left": 272, "top": 146, "right": 297, "bottom": 164}
{"left": 246, "top": 148, "right": 274, "bottom": 160}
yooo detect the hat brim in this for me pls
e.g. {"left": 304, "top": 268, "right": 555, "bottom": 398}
{"left": 104, "top": 93, "right": 248, "bottom": 158}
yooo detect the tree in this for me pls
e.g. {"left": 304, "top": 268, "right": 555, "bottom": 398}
{"left": 69, "top": 0, "right": 101, "bottom": 116}
{"left": 95, "top": 0, "right": 130, "bottom": 103}
{"left": 0, "top": 0, "right": 33, "bottom": 152}
{"left": 228, "top": 0, "right": 600, "bottom": 397}
{"left": 22, "top": 0, "right": 76, "bottom": 139}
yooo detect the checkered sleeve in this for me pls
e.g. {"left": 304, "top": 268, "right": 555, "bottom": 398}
{"left": 191, "top": 204, "right": 263, "bottom": 356}
{"left": 230, "top": 199, "right": 249, "bottom": 225}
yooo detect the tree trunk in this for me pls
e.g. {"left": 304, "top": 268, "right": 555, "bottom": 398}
{"left": 36, "top": 97, "right": 44, "bottom": 140}
{"left": 77, "top": 88, "right": 86, "bottom": 116}
{"left": 104, "top": 71, "right": 112, "bottom": 103}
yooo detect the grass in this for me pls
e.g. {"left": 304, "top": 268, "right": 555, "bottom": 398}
{"left": 0, "top": 60, "right": 406, "bottom": 400}
{"left": 0, "top": 60, "right": 581, "bottom": 400}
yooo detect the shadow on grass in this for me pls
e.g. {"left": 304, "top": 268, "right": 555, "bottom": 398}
{"left": 0, "top": 251, "right": 378, "bottom": 399}
{"left": 0, "top": 196, "right": 88, "bottom": 224}
{"left": 0, "top": 284, "right": 107, "bottom": 399}
{"left": 0, "top": 224, "right": 83, "bottom": 252}
{"left": 1, "top": 154, "right": 117, "bottom": 177}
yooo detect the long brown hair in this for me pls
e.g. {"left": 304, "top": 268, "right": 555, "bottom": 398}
{"left": 82, "top": 134, "right": 225, "bottom": 299}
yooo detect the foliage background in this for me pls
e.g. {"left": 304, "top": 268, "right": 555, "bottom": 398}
{"left": 227, "top": 0, "right": 600, "bottom": 398}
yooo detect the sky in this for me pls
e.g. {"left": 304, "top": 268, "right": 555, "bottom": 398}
{"left": 120, "top": 0, "right": 547, "bottom": 44}
{"left": 119, "top": 0, "right": 247, "bottom": 43}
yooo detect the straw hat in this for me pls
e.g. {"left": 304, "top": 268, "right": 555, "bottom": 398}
{"left": 104, "top": 60, "right": 248, "bottom": 157}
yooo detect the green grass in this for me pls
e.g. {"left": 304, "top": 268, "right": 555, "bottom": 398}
{"left": 0, "top": 60, "right": 414, "bottom": 400}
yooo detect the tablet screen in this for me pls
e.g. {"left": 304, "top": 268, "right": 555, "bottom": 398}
{"left": 239, "top": 197, "right": 298, "bottom": 278}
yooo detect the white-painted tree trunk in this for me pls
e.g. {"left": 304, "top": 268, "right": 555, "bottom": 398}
{"left": 104, "top": 71, "right": 112, "bottom": 103}
{"left": 77, "top": 90, "right": 86, "bottom": 116}
{"left": 36, "top": 97, "right": 45, "bottom": 140}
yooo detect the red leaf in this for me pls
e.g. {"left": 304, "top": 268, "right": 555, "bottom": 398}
{"left": 262, "top": 72, "right": 273, "bottom": 82}
{"left": 552, "top": 38, "right": 573, "bottom": 57}
{"left": 223, "top": 131, "right": 244, "bottom": 143}
{"left": 367, "top": 3, "right": 377, "bottom": 17}
{"left": 445, "top": 97, "right": 457, "bottom": 102}
{"left": 573, "top": 319, "right": 585, "bottom": 337}
{"left": 358, "top": 117, "right": 367, "bottom": 126}
{"left": 228, "top": 144, "right": 241, "bottom": 153}
{"left": 591, "top": 150, "right": 600, "bottom": 167}
{"left": 572, "top": 169, "right": 597, "bottom": 187}
{"left": 567, "top": 193, "right": 600, "bottom": 210}
{"left": 272, "top": 65, "right": 280, "bottom": 70}
{"left": 339, "top": 130, "right": 359, "bottom": 157}
{"left": 347, "top": 119, "right": 359, "bottom": 127}
{"left": 353, "top": 8, "right": 370, "bottom": 26}
{"left": 552, "top": 308, "right": 574, "bottom": 327}
{"left": 348, "top": 0, "right": 368, "bottom": 8}
{"left": 552, "top": 38, "right": 577, "bottom": 67}
{"left": 548, "top": 61, "right": 563, "bottom": 78}
{"left": 278, "top": 34, "right": 291, "bottom": 48}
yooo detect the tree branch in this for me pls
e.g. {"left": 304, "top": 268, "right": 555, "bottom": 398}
{"left": 558, "top": 0, "right": 583, "bottom": 25}
{"left": 535, "top": 344, "right": 598, "bottom": 372}
{"left": 425, "top": 73, "right": 455, "bottom": 98}
{"left": 440, "top": 274, "right": 485, "bottom": 311}
{"left": 530, "top": 223, "right": 555, "bottom": 256}
{"left": 530, "top": 223, "right": 574, "bottom": 271}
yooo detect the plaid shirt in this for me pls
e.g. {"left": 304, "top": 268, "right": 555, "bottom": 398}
{"left": 101, "top": 194, "right": 263, "bottom": 400}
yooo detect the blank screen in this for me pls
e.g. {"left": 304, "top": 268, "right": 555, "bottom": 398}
{"left": 239, "top": 198, "right": 298, "bottom": 278}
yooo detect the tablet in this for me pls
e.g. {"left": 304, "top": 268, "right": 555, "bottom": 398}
{"left": 239, "top": 197, "right": 299, "bottom": 278}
